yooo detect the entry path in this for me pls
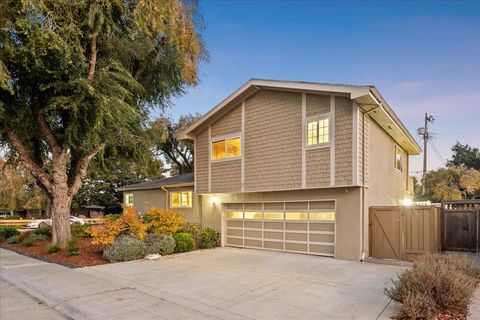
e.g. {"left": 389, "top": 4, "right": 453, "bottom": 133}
{"left": 1, "top": 247, "right": 405, "bottom": 320}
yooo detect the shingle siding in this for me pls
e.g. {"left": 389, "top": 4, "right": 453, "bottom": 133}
{"left": 195, "top": 128, "right": 209, "bottom": 193}
{"left": 334, "top": 96, "right": 353, "bottom": 186}
{"left": 306, "top": 148, "right": 330, "bottom": 188}
{"left": 211, "top": 160, "right": 241, "bottom": 193}
{"left": 244, "top": 90, "right": 302, "bottom": 191}
{"left": 211, "top": 105, "right": 241, "bottom": 137}
{"left": 306, "top": 93, "right": 330, "bottom": 117}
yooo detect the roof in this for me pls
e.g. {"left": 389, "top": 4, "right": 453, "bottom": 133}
{"left": 83, "top": 205, "right": 105, "bottom": 209}
{"left": 116, "top": 173, "right": 194, "bottom": 191}
{"left": 179, "top": 78, "right": 422, "bottom": 155}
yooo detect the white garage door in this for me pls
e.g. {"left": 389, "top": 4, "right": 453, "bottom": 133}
{"left": 224, "top": 201, "right": 335, "bottom": 257}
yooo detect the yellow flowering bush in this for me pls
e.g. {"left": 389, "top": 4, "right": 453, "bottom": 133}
{"left": 89, "top": 206, "right": 148, "bottom": 245}
{"left": 143, "top": 207, "right": 184, "bottom": 235}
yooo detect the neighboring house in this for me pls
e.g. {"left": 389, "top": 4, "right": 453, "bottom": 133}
{"left": 119, "top": 79, "right": 421, "bottom": 261}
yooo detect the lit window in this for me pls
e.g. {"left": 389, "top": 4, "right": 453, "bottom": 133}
{"left": 212, "top": 137, "right": 241, "bottom": 160}
{"left": 244, "top": 212, "right": 262, "bottom": 219}
{"left": 307, "top": 118, "right": 329, "bottom": 146}
{"left": 264, "top": 212, "right": 284, "bottom": 220}
{"left": 285, "top": 212, "right": 308, "bottom": 220}
{"left": 170, "top": 191, "right": 192, "bottom": 208}
{"left": 125, "top": 194, "right": 134, "bottom": 206}
{"left": 395, "top": 146, "right": 403, "bottom": 172}
{"left": 310, "top": 212, "right": 335, "bottom": 221}
{"left": 227, "top": 211, "right": 243, "bottom": 219}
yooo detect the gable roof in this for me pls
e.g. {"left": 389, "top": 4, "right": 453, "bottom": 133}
{"left": 116, "top": 173, "right": 194, "bottom": 191}
{"left": 179, "top": 78, "right": 422, "bottom": 155}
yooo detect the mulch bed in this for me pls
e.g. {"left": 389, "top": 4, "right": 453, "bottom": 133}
{"left": 0, "top": 237, "right": 107, "bottom": 268}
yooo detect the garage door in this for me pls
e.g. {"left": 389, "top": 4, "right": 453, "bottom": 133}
{"left": 224, "top": 201, "right": 335, "bottom": 257}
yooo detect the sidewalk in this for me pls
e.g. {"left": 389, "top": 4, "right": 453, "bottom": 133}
{"left": 0, "top": 248, "right": 250, "bottom": 320}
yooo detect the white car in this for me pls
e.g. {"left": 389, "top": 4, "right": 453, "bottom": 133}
{"left": 27, "top": 216, "right": 85, "bottom": 229}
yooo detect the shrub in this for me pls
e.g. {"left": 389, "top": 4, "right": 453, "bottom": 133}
{"left": 18, "top": 231, "right": 32, "bottom": 242}
{"left": 89, "top": 206, "right": 148, "bottom": 245}
{"left": 33, "top": 226, "right": 52, "bottom": 237}
{"left": 21, "top": 236, "right": 36, "bottom": 247}
{"left": 106, "top": 213, "right": 122, "bottom": 220}
{"left": 173, "top": 232, "right": 195, "bottom": 253}
{"left": 7, "top": 235, "right": 19, "bottom": 244}
{"left": 46, "top": 244, "right": 61, "bottom": 254}
{"left": 144, "top": 233, "right": 175, "bottom": 255}
{"left": 66, "top": 238, "right": 80, "bottom": 256}
{"left": 385, "top": 254, "right": 480, "bottom": 319}
{"left": 33, "top": 234, "right": 49, "bottom": 241}
{"left": 71, "top": 222, "right": 90, "bottom": 238}
{"left": 0, "top": 215, "right": 22, "bottom": 219}
{"left": 198, "top": 228, "right": 218, "bottom": 249}
{"left": 144, "top": 207, "right": 184, "bottom": 235}
{"left": 103, "top": 235, "right": 146, "bottom": 262}
{"left": 0, "top": 227, "right": 20, "bottom": 239}
{"left": 181, "top": 222, "right": 200, "bottom": 243}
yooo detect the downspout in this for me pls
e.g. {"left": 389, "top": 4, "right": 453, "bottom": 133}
{"left": 360, "top": 105, "right": 381, "bottom": 261}
{"left": 161, "top": 187, "right": 169, "bottom": 209}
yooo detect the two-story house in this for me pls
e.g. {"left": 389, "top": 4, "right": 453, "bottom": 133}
{"left": 118, "top": 79, "right": 421, "bottom": 261}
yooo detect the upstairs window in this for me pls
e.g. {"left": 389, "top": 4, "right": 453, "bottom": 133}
{"left": 171, "top": 191, "right": 192, "bottom": 208}
{"left": 395, "top": 146, "right": 403, "bottom": 172}
{"left": 125, "top": 194, "right": 134, "bottom": 207}
{"left": 307, "top": 118, "right": 329, "bottom": 146}
{"left": 212, "top": 137, "right": 241, "bottom": 160}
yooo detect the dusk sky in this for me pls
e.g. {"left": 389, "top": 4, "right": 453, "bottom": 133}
{"left": 167, "top": 1, "right": 480, "bottom": 176}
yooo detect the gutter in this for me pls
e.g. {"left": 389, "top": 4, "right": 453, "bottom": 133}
{"left": 116, "top": 183, "right": 194, "bottom": 192}
{"left": 161, "top": 187, "right": 169, "bottom": 209}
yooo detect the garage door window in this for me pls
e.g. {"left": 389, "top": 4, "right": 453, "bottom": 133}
{"left": 310, "top": 211, "right": 335, "bottom": 221}
{"left": 285, "top": 212, "right": 308, "bottom": 220}
{"left": 227, "top": 211, "right": 243, "bottom": 219}
{"left": 244, "top": 212, "right": 262, "bottom": 219}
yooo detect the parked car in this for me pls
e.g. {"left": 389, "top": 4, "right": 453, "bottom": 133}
{"left": 27, "top": 216, "right": 85, "bottom": 229}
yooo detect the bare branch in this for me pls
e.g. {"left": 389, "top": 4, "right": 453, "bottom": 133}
{"left": 5, "top": 129, "right": 53, "bottom": 192}
{"left": 87, "top": 34, "right": 97, "bottom": 82}
{"left": 38, "top": 110, "right": 63, "bottom": 157}
{"left": 67, "top": 143, "right": 105, "bottom": 196}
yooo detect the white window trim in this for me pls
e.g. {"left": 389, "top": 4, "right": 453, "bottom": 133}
{"left": 125, "top": 193, "right": 134, "bottom": 207}
{"left": 394, "top": 145, "right": 404, "bottom": 173}
{"left": 170, "top": 191, "right": 193, "bottom": 209}
{"left": 305, "top": 114, "right": 332, "bottom": 150}
{"left": 210, "top": 132, "right": 242, "bottom": 162}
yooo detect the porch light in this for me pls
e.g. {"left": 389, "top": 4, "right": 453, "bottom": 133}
{"left": 210, "top": 196, "right": 219, "bottom": 205}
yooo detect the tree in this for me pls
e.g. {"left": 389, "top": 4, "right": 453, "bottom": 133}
{"left": 0, "top": 1, "right": 206, "bottom": 245}
{"left": 422, "top": 167, "right": 480, "bottom": 202}
{"left": 447, "top": 142, "right": 480, "bottom": 170}
{"left": 150, "top": 113, "right": 201, "bottom": 175}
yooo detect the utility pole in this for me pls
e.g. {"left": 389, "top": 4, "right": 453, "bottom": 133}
{"left": 421, "top": 113, "right": 434, "bottom": 195}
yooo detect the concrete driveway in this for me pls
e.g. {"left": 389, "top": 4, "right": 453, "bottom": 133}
{"left": 79, "top": 247, "right": 404, "bottom": 319}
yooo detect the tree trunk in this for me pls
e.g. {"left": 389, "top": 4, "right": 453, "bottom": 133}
{"left": 50, "top": 186, "right": 72, "bottom": 246}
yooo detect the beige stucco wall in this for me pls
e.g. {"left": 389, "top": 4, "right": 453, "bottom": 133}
{"left": 199, "top": 187, "right": 363, "bottom": 261}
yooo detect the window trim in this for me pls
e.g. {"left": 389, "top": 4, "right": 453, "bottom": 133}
{"left": 394, "top": 145, "right": 404, "bottom": 173}
{"left": 305, "top": 115, "right": 331, "bottom": 149}
{"left": 170, "top": 191, "right": 193, "bottom": 209}
{"left": 125, "top": 193, "right": 134, "bottom": 207}
{"left": 210, "top": 133, "right": 242, "bottom": 162}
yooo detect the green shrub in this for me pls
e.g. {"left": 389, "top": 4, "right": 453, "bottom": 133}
{"left": 7, "top": 235, "right": 20, "bottom": 244}
{"left": 103, "top": 235, "right": 146, "bottom": 262}
{"left": 181, "top": 222, "right": 200, "bottom": 243}
{"left": 46, "top": 244, "right": 61, "bottom": 254}
{"left": 144, "top": 233, "right": 175, "bottom": 255}
{"left": 385, "top": 254, "right": 480, "bottom": 319}
{"left": 18, "top": 231, "right": 32, "bottom": 242}
{"left": 198, "top": 228, "right": 218, "bottom": 249}
{"left": 71, "top": 222, "right": 90, "bottom": 238}
{"left": 173, "top": 232, "right": 195, "bottom": 253}
{"left": 66, "top": 238, "right": 80, "bottom": 256}
{"left": 0, "top": 227, "right": 20, "bottom": 239}
{"left": 21, "top": 236, "right": 36, "bottom": 247}
{"left": 0, "top": 215, "right": 22, "bottom": 219}
{"left": 33, "top": 234, "right": 49, "bottom": 241}
{"left": 33, "top": 226, "right": 52, "bottom": 237}
{"left": 107, "top": 213, "right": 122, "bottom": 220}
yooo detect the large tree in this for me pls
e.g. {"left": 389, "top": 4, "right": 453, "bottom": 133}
{"left": 0, "top": 0, "right": 206, "bottom": 245}
{"left": 150, "top": 113, "right": 201, "bottom": 175}
{"left": 421, "top": 167, "right": 480, "bottom": 202}
{"left": 447, "top": 142, "right": 480, "bottom": 170}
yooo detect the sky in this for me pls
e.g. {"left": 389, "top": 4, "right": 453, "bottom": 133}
{"left": 166, "top": 0, "right": 480, "bottom": 176}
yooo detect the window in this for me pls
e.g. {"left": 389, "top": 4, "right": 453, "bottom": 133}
{"left": 307, "top": 118, "right": 329, "bottom": 146}
{"left": 125, "top": 194, "right": 134, "bottom": 207}
{"left": 170, "top": 191, "right": 192, "bottom": 208}
{"left": 395, "top": 146, "right": 403, "bottom": 172}
{"left": 212, "top": 137, "right": 241, "bottom": 160}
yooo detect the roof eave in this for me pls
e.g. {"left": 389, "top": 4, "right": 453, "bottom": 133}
{"left": 116, "top": 182, "right": 194, "bottom": 192}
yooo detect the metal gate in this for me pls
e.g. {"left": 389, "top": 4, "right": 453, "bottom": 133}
{"left": 441, "top": 200, "right": 480, "bottom": 253}
{"left": 369, "top": 206, "right": 441, "bottom": 261}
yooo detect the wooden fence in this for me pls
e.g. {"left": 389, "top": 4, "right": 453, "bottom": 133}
{"left": 0, "top": 218, "right": 104, "bottom": 228}
{"left": 441, "top": 200, "right": 479, "bottom": 254}
{"left": 370, "top": 206, "right": 441, "bottom": 261}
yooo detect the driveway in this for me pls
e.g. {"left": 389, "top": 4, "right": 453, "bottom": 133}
{"left": 1, "top": 247, "right": 404, "bottom": 319}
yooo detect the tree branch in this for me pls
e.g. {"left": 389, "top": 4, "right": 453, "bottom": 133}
{"left": 5, "top": 129, "right": 52, "bottom": 192}
{"left": 68, "top": 143, "right": 105, "bottom": 196}
{"left": 87, "top": 34, "right": 97, "bottom": 82}
{"left": 38, "top": 110, "right": 63, "bottom": 157}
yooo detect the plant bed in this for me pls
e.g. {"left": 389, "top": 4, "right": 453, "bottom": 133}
{"left": 0, "top": 237, "right": 107, "bottom": 268}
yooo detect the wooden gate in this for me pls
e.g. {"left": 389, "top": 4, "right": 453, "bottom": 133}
{"left": 370, "top": 206, "right": 441, "bottom": 261}
{"left": 441, "top": 200, "right": 479, "bottom": 253}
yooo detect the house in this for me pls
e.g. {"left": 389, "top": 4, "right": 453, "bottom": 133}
{"left": 118, "top": 79, "right": 421, "bottom": 261}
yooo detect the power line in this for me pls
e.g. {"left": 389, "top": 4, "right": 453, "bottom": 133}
{"left": 430, "top": 139, "right": 448, "bottom": 164}
{"left": 428, "top": 140, "right": 447, "bottom": 166}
